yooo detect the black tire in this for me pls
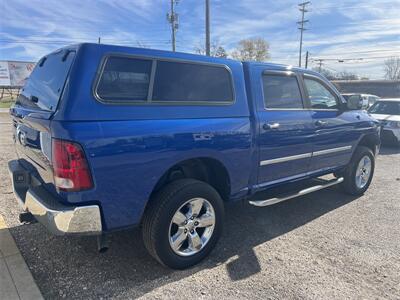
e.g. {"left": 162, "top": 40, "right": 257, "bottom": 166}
{"left": 142, "top": 179, "right": 224, "bottom": 269}
{"left": 341, "top": 146, "right": 375, "bottom": 195}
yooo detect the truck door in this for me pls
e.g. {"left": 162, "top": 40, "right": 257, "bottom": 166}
{"left": 301, "top": 74, "right": 356, "bottom": 172}
{"left": 256, "top": 70, "right": 314, "bottom": 186}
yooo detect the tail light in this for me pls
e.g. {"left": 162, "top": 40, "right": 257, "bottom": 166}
{"left": 52, "top": 139, "right": 93, "bottom": 192}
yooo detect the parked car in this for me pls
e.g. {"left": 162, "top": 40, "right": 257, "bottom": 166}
{"left": 342, "top": 93, "right": 380, "bottom": 109}
{"left": 8, "top": 44, "right": 380, "bottom": 269}
{"left": 368, "top": 98, "right": 400, "bottom": 146}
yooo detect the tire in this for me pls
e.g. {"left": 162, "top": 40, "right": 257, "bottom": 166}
{"left": 341, "top": 146, "right": 375, "bottom": 195}
{"left": 142, "top": 179, "right": 224, "bottom": 269}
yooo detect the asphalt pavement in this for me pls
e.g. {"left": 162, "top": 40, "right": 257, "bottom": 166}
{"left": 0, "top": 113, "right": 399, "bottom": 299}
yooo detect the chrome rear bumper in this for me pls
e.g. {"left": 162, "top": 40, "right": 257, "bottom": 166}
{"left": 8, "top": 160, "right": 102, "bottom": 235}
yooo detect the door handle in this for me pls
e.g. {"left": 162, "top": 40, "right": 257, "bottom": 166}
{"left": 263, "top": 122, "right": 280, "bottom": 130}
{"left": 315, "top": 120, "right": 327, "bottom": 127}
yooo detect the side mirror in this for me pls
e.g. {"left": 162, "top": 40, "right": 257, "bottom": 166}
{"left": 346, "top": 95, "right": 363, "bottom": 110}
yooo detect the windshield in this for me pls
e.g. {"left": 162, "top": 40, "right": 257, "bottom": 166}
{"left": 16, "top": 49, "right": 75, "bottom": 112}
{"left": 368, "top": 101, "right": 400, "bottom": 115}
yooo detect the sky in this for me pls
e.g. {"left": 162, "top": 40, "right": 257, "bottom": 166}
{"left": 0, "top": 0, "right": 399, "bottom": 79}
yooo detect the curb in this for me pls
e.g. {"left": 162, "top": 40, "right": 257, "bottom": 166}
{"left": 0, "top": 215, "right": 43, "bottom": 300}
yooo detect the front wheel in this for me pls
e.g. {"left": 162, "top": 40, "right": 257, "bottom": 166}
{"left": 142, "top": 179, "right": 224, "bottom": 269}
{"left": 341, "top": 146, "right": 375, "bottom": 195}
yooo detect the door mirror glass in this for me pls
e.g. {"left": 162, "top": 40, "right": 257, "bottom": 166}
{"left": 346, "top": 95, "right": 363, "bottom": 110}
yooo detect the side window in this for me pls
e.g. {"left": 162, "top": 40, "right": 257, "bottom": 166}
{"left": 304, "top": 78, "right": 338, "bottom": 109}
{"left": 152, "top": 61, "right": 233, "bottom": 103}
{"left": 96, "top": 57, "right": 152, "bottom": 102}
{"left": 262, "top": 74, "right": 303, "bottom": 109}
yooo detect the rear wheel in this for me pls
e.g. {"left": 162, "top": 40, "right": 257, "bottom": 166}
{"left": 341, "top": 146, "right": 375, "bottom": 195}
{"left": 142, "top": 179, "right": 224, "bottom": 269}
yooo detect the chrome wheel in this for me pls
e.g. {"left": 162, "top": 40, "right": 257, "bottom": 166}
{"left": 355, "top": 155, "right": 372, "bottom": 189}
{"left": 169, "top": 197, "right": 216, "bottom": 257}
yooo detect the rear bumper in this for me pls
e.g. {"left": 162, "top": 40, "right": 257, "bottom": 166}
{"left": 8, "top": 160, "right": 102, "bottom": 235}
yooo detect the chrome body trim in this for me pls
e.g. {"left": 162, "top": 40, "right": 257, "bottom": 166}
{"left": 259, "top": 152, "right": 312, "bottom": 166}
{"left": 25, "top": 189, "right": 102, "bottom": 235}
{"left": 249, "top": 177, "right": 344, "bottom": 207}
{"left": 259, "top": 145, "right": 352, "bottom": 166}
{"left": 312, "top": 145, "right": 352, "bottom": 156}
{"left": 9, "top": 160, "right": 102, "bottom": 235}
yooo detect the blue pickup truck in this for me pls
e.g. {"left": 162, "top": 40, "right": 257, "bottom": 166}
{"left": 8, "top": 43, "right": 380, "bottom": 269}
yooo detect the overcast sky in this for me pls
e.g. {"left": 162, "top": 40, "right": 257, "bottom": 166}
{"left": 1, "top": 0, "right": 399, "bottom": 79}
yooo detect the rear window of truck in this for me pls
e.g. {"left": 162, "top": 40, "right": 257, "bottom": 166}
{"left": 17, "top": 50, "right": 75, "bottom": 112}
{"left": 95, "top": 56, "right": 233, "bottom": 104}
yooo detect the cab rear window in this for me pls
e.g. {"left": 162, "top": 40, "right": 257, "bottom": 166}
{"left": 17, "top": 50, "right": 75, "bottom": 112}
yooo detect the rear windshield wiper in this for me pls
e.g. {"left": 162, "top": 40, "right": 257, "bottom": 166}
{"left": 38, "top": 57, "right": 47, "bottom": 67}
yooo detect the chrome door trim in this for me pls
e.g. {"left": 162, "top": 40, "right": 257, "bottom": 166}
{"left": 259, "top": 145, "right": 352, "bottom": 167}
{"left": 259, "top": 152, "right": 312, "bottom": 166}
{"left": 312, "top": 145, "right": 352, "bottom": 156}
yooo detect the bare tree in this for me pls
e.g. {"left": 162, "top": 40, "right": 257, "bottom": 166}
{"left": 214, "top": 46, "right": 228, "bottom": 58}
{"left": 311, "top": 67, "right": 335, "bottom": 80}
{"left": 312, "top": 67, "right": 361, "bottom": 81}
{"left": 336, "top": 71, "right": 360, "bottom": 80}
{"left": 384, "top": 56, "right": 400, "bottom": 80}
{"left": 231, "top": 38, "right": 270, "bottom": 62}
{"left": 194, "top": 41, "right": 228, "bottom": 58}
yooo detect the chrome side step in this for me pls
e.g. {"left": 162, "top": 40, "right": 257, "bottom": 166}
{"left": 249, "top": 177, "right": 344, "bottom": 207}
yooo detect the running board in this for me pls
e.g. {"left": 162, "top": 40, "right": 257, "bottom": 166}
{"left": 249, "top": 177, "right": 344, "bottom": 207}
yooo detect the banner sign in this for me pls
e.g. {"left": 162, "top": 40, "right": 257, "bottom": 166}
{"left": 0, "top": 61, "right": 11, "bottom": 86}
{"left": 0, "top": 61, "right": 36, "bottom": 88}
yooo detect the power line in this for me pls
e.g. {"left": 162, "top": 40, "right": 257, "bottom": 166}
{"left": 311, "top": 55, "right": 397, "bottom": 62}
{"left": 0, "top": 38, "right": 171, "bottom": 47}
{"left": 312, "top": 49, "right": 400, "bottom": 55}
{"left": 297, "top": 1, "right": 310, "bottom": 68}
{"left": 311, "top": 2, "right": 395, "bottom": 11}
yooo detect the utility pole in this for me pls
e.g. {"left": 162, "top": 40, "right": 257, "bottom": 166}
{"left": 297, "top": 1, "right": 310, "bottom": 67}
{"left": 167, "top": 0, "right": 179, "bottom": 52}
{"left": 314, "top": 59, "right": 323, "bottom": 72}
{"left": 205, "top": 0, "right": 211, "bottom": 56}
{"left": 305, "top": 51, "right": 309, "bottom": 69}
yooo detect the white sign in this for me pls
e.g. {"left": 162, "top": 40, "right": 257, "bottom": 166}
{"left": 0, "top": 61, "right": 36, "bottom": 88}
{"left": 0, "top": 61, "right": 11, "bottom": 86}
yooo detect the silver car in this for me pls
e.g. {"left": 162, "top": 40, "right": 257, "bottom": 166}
{"left": 368, "top": 98, "right": 400, "bottom": 146}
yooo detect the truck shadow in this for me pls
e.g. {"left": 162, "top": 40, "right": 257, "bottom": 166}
{"left": 9, "top": 185, "right": 359, "bottom": 299}
{"left": 379, "top": 145, "right": 400, "bottom": 155}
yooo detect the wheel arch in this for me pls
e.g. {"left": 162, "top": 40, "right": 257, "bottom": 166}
{"left": 149, "top": 157, "right": 231, "bottom": 203}
{"left": 357, "top": 132, "right": 380, "bottom": 155}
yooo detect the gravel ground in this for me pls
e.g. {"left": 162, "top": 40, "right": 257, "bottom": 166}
{"left": 0, "top": 112, "right": 399, "bottom": 299}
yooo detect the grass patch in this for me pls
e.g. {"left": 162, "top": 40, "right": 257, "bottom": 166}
{"left": 0, "top": 101, "right": 14, "bottom": 108}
